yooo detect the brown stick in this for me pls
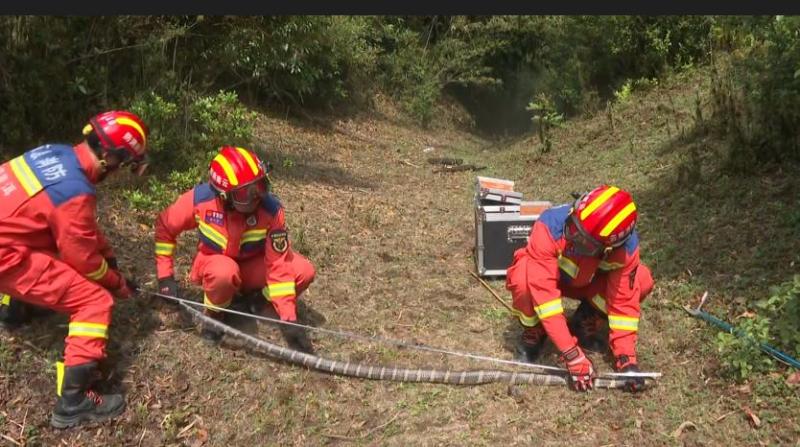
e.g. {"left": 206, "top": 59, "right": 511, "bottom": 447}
{"left": 468, "top": 270, "right": 514, "bottom": 313}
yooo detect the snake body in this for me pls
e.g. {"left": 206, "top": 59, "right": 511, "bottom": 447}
{"left": 181, "top": 303, "right": 651, "bottom": 389}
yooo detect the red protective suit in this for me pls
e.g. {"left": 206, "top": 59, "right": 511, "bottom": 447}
{"left": 154, "top": 183, "right": 315, "bottom": 321}
{"left": 0, "top": 144, "right": 123, "bottom": 366}
{"left": 506, "top": 203, "right": 654, "bottom": 358}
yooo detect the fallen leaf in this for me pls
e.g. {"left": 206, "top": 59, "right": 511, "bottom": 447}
{"left": 672, "top": 421, "right": 697, "bottom": 438}
{"left": 736, "top": 383, "right": 752, "bottom": 395}
{"left": 139, "top": 223, "right": 149, "bottom": 231}
{"left": 742, "top": 406, "right": 761, "bottom": 429}
{"left": 736, "top": 311, "right": 756, "bottom": 319}
{"left": 786, "top": 371, "right": 800, "bottom": 385}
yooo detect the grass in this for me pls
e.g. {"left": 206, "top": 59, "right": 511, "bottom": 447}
{"left": 1, "top": 64, "right": 799, "bottom": 445}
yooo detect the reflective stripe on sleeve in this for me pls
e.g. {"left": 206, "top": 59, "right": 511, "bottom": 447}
{"left": 533, "top": 298, "right": 564, "bottom": 320}
{"left": 155, "top": 242, "right": 176, "bottom": 256}
{"left": 86, "top": 259, "right": 109, "bottom": 281}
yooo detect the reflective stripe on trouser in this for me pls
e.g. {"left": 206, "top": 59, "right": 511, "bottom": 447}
{"left": 190, "top": 250, "right": 316, "bottom": 321}
{"left": 0, "top": 248, "right": 114, "bottom": 366}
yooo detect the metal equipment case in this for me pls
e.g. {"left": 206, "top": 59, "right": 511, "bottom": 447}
{"left": 473, "top": 176, "right": 552, "bottom": 277}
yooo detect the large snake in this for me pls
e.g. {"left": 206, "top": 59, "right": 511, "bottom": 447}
{"left": 180, "top": 303, "right": 654, "bottom": 389}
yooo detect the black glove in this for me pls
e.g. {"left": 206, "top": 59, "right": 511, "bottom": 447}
{"left": 157, "top": 276, "right": 179, "bottom": 306}
{"left": 106, "top": 257, "right": 119, "bottom": 270}
{"left": 279, "top": 323, "right": 314, "bottom": 354}
{"left": 616, "top": 355, "right": 646, "bottom": 393}
{"left": 126, "top": 277, "right": 140, "bottom": 296}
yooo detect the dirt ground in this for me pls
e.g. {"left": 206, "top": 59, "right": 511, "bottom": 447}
{"left": 1, "top": 68, "right": 799, "bottom": 446}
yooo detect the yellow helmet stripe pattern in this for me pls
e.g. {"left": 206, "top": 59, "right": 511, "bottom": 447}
{"left": 213, "top": 154, "right": 239, "bottom": 186}
{"left": 236, "top": 147, "right": 259, "bottom": 175}
{"left": 579, "top": 186, "right": 620, "bottom": 220}
{"left": 599, "top": 202, "right": 637, "bottom": 237}
{"left": 115, "top": 117, "right": 147, "bottom": 146}
{"left": 9, "top": 156, "right": 43, "bottom": 196}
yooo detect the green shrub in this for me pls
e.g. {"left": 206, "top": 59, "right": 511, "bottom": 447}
{"left": 125, "top": 90, "right": 257, "bottom": 211}
{"left": 716, "top": 275, "right": 800, "bottom": 380}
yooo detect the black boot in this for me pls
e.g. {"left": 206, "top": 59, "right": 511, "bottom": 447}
{"left": 515, "top": 324, "right": 546, "bottom": 363}
{"left": 200, "top": 309, "right": 225, "bottom": 345}
{"left": 0, "top": 297, "right": 30, "bottom": 331}
{"left": 568, "top": 300, "right": 609, "bottom": 353}
{"left": 279, "top": 323, "right": 315, "bottom": 354}
{"left": 50, "top": 362, "right": 125, "bottom": 429}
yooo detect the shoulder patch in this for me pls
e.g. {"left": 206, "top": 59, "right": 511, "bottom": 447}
{"left": 269, "top": 229, "right": 288, "bottom": 253}
{"left": 537, "top": 203, "right": 571, "bottom": 240}
{"left": 193, "top": 182, "right": 217, "bottom": 206}
{"left": 261, "top": 193, "right": 282, "bottom": 216}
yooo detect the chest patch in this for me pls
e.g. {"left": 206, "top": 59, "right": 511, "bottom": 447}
{"left": 270, "top": 229, "right": 288, "bottom": 253}
{"left": 205, "top": 210, "right": 225, "bottom": 226}
{"left": 246, "top": 215, "right": 257, "bottom": 227}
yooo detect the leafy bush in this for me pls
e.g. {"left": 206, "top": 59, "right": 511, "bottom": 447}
{"left": 716, "top": 275, "right": 800, "bottom": 380}
{"left": 125, "top": 90, "right": 257, "bottom": 211}
{"left": 710, "top": 16, "right": 800, "bottom": 169}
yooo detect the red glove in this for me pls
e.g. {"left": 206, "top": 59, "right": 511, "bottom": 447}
{"left": 615, "top": 354, "right": 645, "bottom": 392}
{"left": 560, "top": 345, "right": 596, "bottom": 391}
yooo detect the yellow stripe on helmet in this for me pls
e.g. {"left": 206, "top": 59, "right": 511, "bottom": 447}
{"left": 580, "top": 186, "right": 620, "bottom": 221}
{"left": 115, "top": 117, "right": 147, "bottom": 146}
{"left": 236, "top": 147, "right": 259, "bottom": 176}
{"left": 213, "top": 154, "right": 239, "bottom": 186}
{"left": 599, "top": 202, "right": 637, "bottom": 237}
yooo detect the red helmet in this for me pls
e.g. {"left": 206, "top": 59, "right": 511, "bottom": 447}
{"left": 208, "top": 146, "right": 270, "bottom": 206}
{"left": 565, "top": 185, "right": 637, "bottom": 256}
{"left": 83, "top": 110, "right": 149, "bottom": 174}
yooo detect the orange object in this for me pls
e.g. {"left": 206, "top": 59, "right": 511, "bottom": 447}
{"left": 0, "top": 144, "right": 122, "bottom": 366}
{"left": 505, "top": 203, "right": 653, "bottom": 358}
{"left": 155, "top": 183, "right": 316, "bottom": 321}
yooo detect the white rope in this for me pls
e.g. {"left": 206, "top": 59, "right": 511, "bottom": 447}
{"left": 150, "top": 291, "right": 662, "bottom": 379}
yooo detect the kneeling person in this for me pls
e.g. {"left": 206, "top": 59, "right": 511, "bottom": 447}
{"left": 154, "top": 146, "right": 316, "bottom": 351}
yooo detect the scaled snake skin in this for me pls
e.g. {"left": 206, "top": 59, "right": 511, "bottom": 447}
{"left": 181, "top": 303, "right": 653, "bottom": 389}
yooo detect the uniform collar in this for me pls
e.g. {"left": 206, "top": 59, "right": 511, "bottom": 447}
{"left": 73, "top": 142, "right": 103, "bottom": 184}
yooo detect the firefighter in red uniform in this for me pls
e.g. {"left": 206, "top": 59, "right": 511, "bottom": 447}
{"left": 506, "top": 185, "right": 654, "bottom": 392}
{"left": 155, "top": 146, "right": 316, "bottom": 351}
{"left": 0, "top": 111, "right": 149, "bottom": 427}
